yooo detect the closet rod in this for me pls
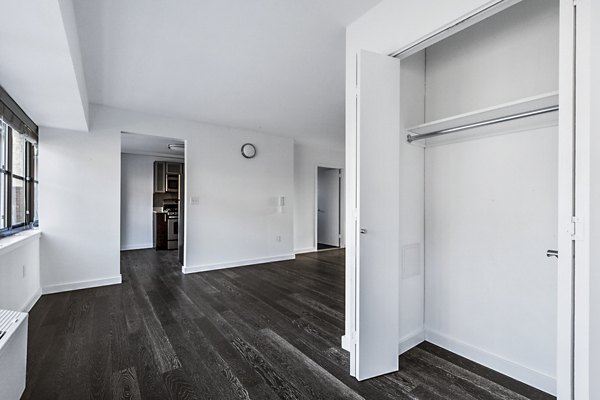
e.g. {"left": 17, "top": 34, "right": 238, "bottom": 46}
{"left": 406, "top": 105, "right": 559, "bottom": 143}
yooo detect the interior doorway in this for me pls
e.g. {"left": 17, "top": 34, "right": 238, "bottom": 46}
{"left": 120, "top": 132, "right": 186, "bottom": 265}
{"left": 316, "top": 166, "right": 342, "bottom": 250}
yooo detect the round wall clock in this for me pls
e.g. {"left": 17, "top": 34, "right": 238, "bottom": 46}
{"left": 241, "top": 143, "right": 257, "bottom": 159}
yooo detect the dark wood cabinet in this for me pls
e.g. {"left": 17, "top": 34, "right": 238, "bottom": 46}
{"left": 154, "top": 162, "right": 166, "bottom": 193}
{"left": 153, "top": 212, "right": 168, "bottom": 250}
{"left": 154, "top": 161, "right": 183, "bottom": 193}
{"left": 166, "top": 162, "right": 182, "bottom": 174}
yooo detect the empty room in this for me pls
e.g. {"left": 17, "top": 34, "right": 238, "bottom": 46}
{"left": 0, "top": 0, "right": 599, "bottom": 399}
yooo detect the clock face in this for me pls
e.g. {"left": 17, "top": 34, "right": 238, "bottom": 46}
{"left": 241, "top": 143, "right": 256, "bottom": 159}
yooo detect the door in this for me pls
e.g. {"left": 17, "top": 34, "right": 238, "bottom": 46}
{"left": 557, "top": 1, "right": 576, "bottom": 398}
{"left": 317, "top": 167, "right": 341, "bottom": 247}
{"left": 352, "top": 50, "right": 401, "bottom": 380}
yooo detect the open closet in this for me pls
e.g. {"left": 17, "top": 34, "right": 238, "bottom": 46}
{"left": 346, "top": 0, "right": 571, "bottom": 397}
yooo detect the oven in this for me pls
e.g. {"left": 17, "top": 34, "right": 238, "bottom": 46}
{"left": 167, "top": 216, "right": 178, "bottom": 249}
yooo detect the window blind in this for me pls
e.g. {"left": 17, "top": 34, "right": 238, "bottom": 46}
{"left": 0, "top": 86, "right": 38, "bottom": 143}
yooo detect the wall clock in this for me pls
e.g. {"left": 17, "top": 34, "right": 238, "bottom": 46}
{"left": 241, "top": 143, "right": 257, "bottom": 159}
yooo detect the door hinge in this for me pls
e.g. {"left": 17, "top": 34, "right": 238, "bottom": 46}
{"left": 570, "top": 216, "right": 584, "bottom": 241}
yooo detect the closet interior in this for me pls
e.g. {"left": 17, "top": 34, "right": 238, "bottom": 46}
{"left": 354, "top": 0, "right": 560, "bottom": 395}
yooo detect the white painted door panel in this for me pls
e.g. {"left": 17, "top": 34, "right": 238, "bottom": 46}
{"left": 557, "top": 1, "right": 575, "bottom": 398}
{"left": 354, "top": 50, "right": 400, "bottom": 380}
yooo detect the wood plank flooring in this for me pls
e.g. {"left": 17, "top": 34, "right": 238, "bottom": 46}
{"left": 23, "top": 249, "right": 555, "bottom": 400}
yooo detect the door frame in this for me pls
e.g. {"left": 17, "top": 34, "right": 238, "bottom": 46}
{"left": 314, "top": 164, "right": 344, "bottom": 251}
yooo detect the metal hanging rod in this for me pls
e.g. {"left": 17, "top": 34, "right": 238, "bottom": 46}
{"left": 406, "top": 105, "right": 559, "bottom": 143}
{"left": 389, "top": 0, "right": 518, "bottom": 59}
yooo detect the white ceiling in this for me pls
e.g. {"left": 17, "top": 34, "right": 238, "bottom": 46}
{"left": 73, "top": 0, "right": 381, "bottom": 149}
{"left": 0, "top": 1, "right": 89, "bottom": 131}
{"left": 121, "top": 132, "right": 185, "bottom": 159}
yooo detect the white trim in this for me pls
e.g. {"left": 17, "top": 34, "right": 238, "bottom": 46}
{"left": 182, "top": 254, "right": 296, "bottom": 274}
{"left": 120, "top": 243, "right": 154, "bottom": 251}
{"left": 294, "top": 247, "right": 317, "bottom": 255}
{"left": 425, "top": 329, "right": 556, "bottom": 396}
{"left": 42, "top": 275, "right": 122, "bottom": 295}
{"left": 389, "top": 0, "right": 522, "bottom": 59}
{"left": 21, "top": 287, "right": 42, "bottom": 312}
{"left": 341, "top": 334, "right": 351, "bottom": 351}
{"left": 398, "top": 330, "right": 425, "bottom": 355}
{"left": 556, "top": 0, "right": 577, "bottom": 398}
{"left": 0, "top": 230, "right": 41, "bottom": 257}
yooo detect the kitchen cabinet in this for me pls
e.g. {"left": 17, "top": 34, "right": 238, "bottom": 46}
{"left": 153, "top": 212, "right": 168, "bottom": 250}
{"left": 166, "top": 162, "right": 182, "bottom": 174}
{"left": 154, "top": 161, "right": 183, "bottom": 193}
{"left": 154, "top": 161, "right": 166, "bottom": 193}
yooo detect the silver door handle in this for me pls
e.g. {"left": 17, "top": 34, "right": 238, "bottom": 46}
{"left": 360, "top": 228, "right": 368, "bottom": 234}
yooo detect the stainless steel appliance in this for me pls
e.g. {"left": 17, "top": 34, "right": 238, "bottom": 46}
{"left": 163, "top": 201, "right": 179, "bottom": 250}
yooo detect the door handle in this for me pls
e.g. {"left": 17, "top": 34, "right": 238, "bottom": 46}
{"left": 546, "top": 249, "right": 558, "bottom": 258}
{"left": 360, "top": 228, "right": 368, "bottom": 234}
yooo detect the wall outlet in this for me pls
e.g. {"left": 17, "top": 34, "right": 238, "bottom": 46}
{"left": 276, "top": 235, "right": 282, "bottom": 242}
{"left": 190, "top": 195, "right": 200, "bottom": 205}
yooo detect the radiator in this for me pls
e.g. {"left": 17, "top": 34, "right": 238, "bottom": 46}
{"left": 0, "top": 309, "right": 28, "bottom": 400}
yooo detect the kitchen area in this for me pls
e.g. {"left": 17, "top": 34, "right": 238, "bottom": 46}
{"left": 153, "top": 161, "right": 184, "bottom": 260}
{"left": 120, "top": 132, "right": 185, "bottom": 263}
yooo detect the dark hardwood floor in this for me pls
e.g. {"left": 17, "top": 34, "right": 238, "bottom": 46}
{"left": 23, "top": 249, "right": 554, "bottom": 400}
{"left": 317, "top": 243, "right": 339, "bottom": 250}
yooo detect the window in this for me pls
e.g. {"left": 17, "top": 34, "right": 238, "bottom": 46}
{"left": 0, "top": 86, "right": 39, "bottom": 236}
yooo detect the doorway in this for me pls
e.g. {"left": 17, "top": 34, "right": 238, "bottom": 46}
{"left": 316, "top": 166, "right": 342, "bottom": 250}
{"left": 120, "top": 132, "right": 186, "bottom": 265}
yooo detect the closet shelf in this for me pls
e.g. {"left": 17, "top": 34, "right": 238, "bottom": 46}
{"left": 406, "top": 91, "right": 559, "bottom": 146}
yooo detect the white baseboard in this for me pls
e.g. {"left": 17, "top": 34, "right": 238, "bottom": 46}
{"left": 341, "top": 334, "right": 351, "bottom": 351}
{"left": 42, "top": 275, "right": 122, "bottom": 295}
{"left": 425, "top": 329, "right": 556, "bottom": 395}
{"left": 399, "top": 329, "right": 425, "bottom": 355}
{"left": 182, "top": 254, "right": 296, "bottom": 274}
{"left": 21, "top": 287, "right": 42, "bottom": 312}
{"left": 294, "top": 247, "right": 317, "bottom": 255}
{"left": 120, "top": 243, "right": 153, "bottom": 251}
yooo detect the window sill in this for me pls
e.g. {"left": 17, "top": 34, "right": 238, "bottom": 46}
{"left": 0, "top": 229, "right": 41, "bottom": 257}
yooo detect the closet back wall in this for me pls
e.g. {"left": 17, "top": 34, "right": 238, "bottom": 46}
{"left": 422, "top": 0, "right": 559, "bottom": 392}
{"left": 425, "top": 0, "right": 559, "bottom": 121}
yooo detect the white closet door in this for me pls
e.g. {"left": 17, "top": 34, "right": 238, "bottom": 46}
{"left": 354, "top": 50, "right": 400, "bottom": 380}
{"left": 557, "top": 0, "right": 575, "bottom": 398}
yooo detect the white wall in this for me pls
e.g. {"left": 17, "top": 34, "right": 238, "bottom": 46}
{"left": 0, "top": 233, "right": 41, "bottom": 312}
{"left": 425, "top": 0, "right": 559, "bottom": 121}
{"left": 576, "top": 1, "right": 600, "bottom": 398}
{"left": 39, "top": 104, "right": 295, "bottom": 289}
{"left": 421, "top": 1, "right": 559, "bottom": 393}
{"left": 425, "top": 126, "right": 558, "bottom": 391}
{"left": 590, "top": 1, "right": 600, "bottom": 396}
{"left": 120, "top": 153, "right": 182, "bottom": 251}
{"left": 40, "top": 125, "right": 122, "bottom": 293}
{"left": 293, "top": 143, "right": 344, "bottom": 253}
